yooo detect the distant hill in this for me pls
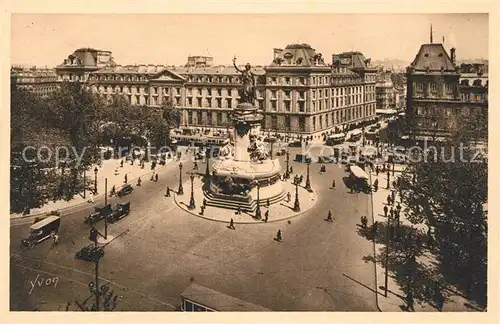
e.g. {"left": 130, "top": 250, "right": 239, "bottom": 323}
{"left": 456, "top": 59, "right": 488, "bottom": 65}
{"left": 371, "top": 59, "right": 411, "bottom": 70}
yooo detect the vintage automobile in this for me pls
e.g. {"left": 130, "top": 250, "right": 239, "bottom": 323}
{"left": 317, "top": 156, "right": 336, "bottom": 164}
{"left": 75, "top": 245, "right": 105, "bottom": 262}
{"left": 106, "top": 202, "right": 131, "bottom": 223}
{"left": 117, "top": 184, "right": 134, "bottom": 197}
{"left": 84, "top": 204, "right": 113, "bottom": 225}
{"left": 21, "top": 216, "right": 61, "bottom": 249}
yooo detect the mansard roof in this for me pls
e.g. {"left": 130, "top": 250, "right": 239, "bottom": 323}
{"left": 410, "top": 43, "right": 456, "bottom": 71}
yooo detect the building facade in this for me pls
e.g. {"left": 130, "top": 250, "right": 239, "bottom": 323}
{"left": 53, "top": 45, "right": 378, "bottom": 136}
{"left": 405, "top": 43, "right": 488, "bottom": 142}
{"left": 376, "top": 71, "right": 406, "bottom": 111}
{"left": 11, "top": 66, "right": 59, "bottom": 97}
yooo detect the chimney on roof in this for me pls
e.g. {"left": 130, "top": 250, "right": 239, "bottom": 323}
{"left": 450, "top": 47, "right": 456, "bottom": 65}
{"left": 273, "top": 48, "right": 283, "bottom": 60}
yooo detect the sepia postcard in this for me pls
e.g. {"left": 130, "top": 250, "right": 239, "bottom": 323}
{"left": 2, "top": 1, "right": 498, "bottom": 323}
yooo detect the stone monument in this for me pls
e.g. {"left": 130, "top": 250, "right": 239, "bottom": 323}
{"left": 203, "top": 57, "right": 285, "bottom": 215}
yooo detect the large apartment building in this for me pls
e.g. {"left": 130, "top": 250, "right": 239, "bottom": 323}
{"left": 405, "top": 42, "right": 488, "bottom": 142}
{"left": 11, "top": 66, "right": 59, "bottom": 97}
{"left": 53, "top": 45, "right": 378, "bottom": 136}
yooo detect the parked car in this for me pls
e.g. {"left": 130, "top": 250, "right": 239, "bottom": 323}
{"left": 117, "top": 184, "right": 134, "bottom": 197}
{"left": 84, "top": 204, "right": 113, "bottom": 225}
{"left": 75, "top": 245, "right": 105, "bottom": 262}
{"left": 106, "top": 202, "right": 131, "bottom": 223}
{"left": 21, "top": 216, "right": 61, "bottom": 249}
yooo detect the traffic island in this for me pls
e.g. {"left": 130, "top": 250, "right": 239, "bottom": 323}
{"left": 174, "top": 176, "right": 318, "bottom": 224}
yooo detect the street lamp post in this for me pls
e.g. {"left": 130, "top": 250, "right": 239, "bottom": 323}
{"left": 293, "top": 175, "right": 300, "bottom": 212}
{"left": 205, "top": 156, "right": 210, "bottom": 177}
{"left": 178, "top": 162, "right": 184, "bottom": 195}
{"left": 188, "top": 173, "right": 196, "bottom": 210}
{"left": 384, "top": 213, "right": 391, "bottom": 297}
{"left": 104, "top": 178, "right": 108, "bottom": 239}
{"left": 285, "top": 150, "right": 290, "bottom": 179}
{"left": 305, "top": 160, "right": 312, "bottom": 191}
{"left": 255, "top": 182, "right": 261, "bottom": 219}
{"left": 83, "top": 169, "right": 86, "bottom": 199}
{"left": 94, "top": 167, "right": 98, "bottom": 194}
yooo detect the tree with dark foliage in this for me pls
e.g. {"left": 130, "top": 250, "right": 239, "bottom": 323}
{"left": 397, "top": 111, "right": 487, "bottom": 306}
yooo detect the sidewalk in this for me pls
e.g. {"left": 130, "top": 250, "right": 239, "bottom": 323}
{"left": 368, "top": 166, "right": 485, "bottom": 312}
{"left": 10, "top": 158, "right": 165, "bottom": 219}
{"left": 174, "top": 176, "right": 318, "bottom": 224}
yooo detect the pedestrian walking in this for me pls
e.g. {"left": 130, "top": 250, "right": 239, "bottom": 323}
{"left": 137, "top": 177, "right": 142, "bottom": 186}
{"left": 396, "top": 202, "right": 402, "bottom": 213}
{"left": 155, "top": 173, "right": 158, "bottom": 182}
{"left": 390, "top": 207, "right": 394, "bottom": 218}
{"left": 383, "top": 205, "right": 388, "bottom": 217}
{"left": 276, "top": 229, "right": 282, "bottom": 242}
{"left": 373, "top": 178, "right": 379, "bottom": 191}
{"left": 332, "top": 180, "right": 336, "bottom": 189}
{"left": 203, "top": 198, "right": 207, "bottom": 207}
{"left": 435, "top": 284, "right": 445, "bottom": 311}
{"left": 237, "top": 206, "right": 242, "bottom": 215}
{"left": 326, "top": 210, "right": 333, "bottom": 222}
{"left": 287, "top": 192, "right": 291, "bottom": 203}
{"left": 199, "top": 206, "right": 205, "bottom": 216}
{"left": 387, "top": 195, "right": 391, "bottom": 206}
{"left": 87, "top": 192, "right": 94, "bottom": 204}
{"left": 373, "top": 221, "right": 378, "bottom": 236}
{"left": 264, "top": 210, "right": 269, "bottom": 223}
{"left": 150, "top": 172, "right": 155, "bottom": 181}
{"left": 120, "top": 159, "right": 124, "bottom": 168}
{"left": 391, "top": 190, "right": 396, "bottom": 203}
{"left": 124, "top": 174, "right": 128, "bottom": 184}
{"left": 166, "top": 186, "right": 171, "bottom": 197}
{"left": 114, "top": 168, "right": 119, "bottom": 175}
{"left": 406, "top": 288, "right": 415, "bottom": 311}
{"left": 89, "top": 225, "right": 99, "bottom": 247}
{"left": 289, "top": 166, "right": 293, "bottom": 174}
{"left": 266, "top": 199, "right": 270, "bottom": 208}
{"left": 375, "top": 166, "right": 379, "bottom": 176}
{"left": 228, "top": 218, "right": 236, "bottom": 230}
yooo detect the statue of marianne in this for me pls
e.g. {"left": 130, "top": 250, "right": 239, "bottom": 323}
{"left": 232, "top": 56, "right": 256, "bottom": 104}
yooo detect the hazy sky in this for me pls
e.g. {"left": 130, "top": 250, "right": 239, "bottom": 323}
{"left": 11, "top": 13, "right": 488, "bottom": 67}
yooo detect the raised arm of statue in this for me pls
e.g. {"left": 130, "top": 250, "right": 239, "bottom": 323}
{"left": 232, "top": 56, "right": 242, "bottom": 73}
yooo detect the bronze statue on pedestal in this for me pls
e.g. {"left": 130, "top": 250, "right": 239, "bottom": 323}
{"left": 233, "top": 55, "right": 257, "bottom": 104}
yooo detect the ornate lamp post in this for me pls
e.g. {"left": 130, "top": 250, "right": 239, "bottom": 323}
{"left": 178, "top": 162, "right": 184, "bottom": 195}
{"left": 255, "top": 181, "right": 261, "bottom": 219}
{"left": 305, "top": 160, "right": 312, "bottom": 191}
{"left": 285, "top": 150, "right": 290, "bottom": 179}
{"left": 188, "top": 172, "right": 196, "bottom": 210}
{"left": 93, "top": 167, "right": 98, "bottom": 194}
{"left": 293, "top": 175, "right": 300, "bottom": 212}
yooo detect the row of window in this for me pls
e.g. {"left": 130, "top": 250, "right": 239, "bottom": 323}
{"left": 414, "top": 82, "right": 455, "bottom": 93}
{"left": 184, "top": 104, "right": 377, "bottom": 132}
{"left": 268, "top": 96, "right": 375, "bottom": 113}
{"left": 415, "top": 106, "right": 484, "bottom": 117}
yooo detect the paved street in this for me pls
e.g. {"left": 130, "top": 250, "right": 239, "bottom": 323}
{"left": 10, "top": 147, "right": 378, "bottom": 311}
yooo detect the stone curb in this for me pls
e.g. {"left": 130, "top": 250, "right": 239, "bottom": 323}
{"left": 10, "top": 166, "right": 163, "bottom": 220}
{"left": 172, "top": 186, "right": 318, "bottom": 225}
